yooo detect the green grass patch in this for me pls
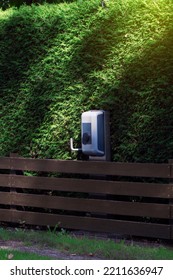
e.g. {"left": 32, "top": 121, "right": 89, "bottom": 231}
{"left": 0, "top": 248, "right": 53, "bottom": 260}
{"left": 0, "top": 227, "right": 173, "bottom": 259}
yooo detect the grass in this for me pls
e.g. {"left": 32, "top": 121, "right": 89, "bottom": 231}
{"left": 0, "top": 248, "right": 53, "bottom": 260}
{"left": 0, "top": 227, "right": 173, "bottom": 259}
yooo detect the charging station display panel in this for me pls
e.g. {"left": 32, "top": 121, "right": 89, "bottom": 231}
{"left": 81, "top": 110, "right": 105, "bottom": 156}
{"left": 82, "top": 123, "right": 92, "bottom": 145}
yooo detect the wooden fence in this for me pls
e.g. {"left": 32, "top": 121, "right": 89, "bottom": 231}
{"left": 0, "top": 155, "right": 173, "bottom": 239}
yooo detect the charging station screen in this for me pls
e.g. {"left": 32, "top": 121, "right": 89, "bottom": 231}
{"left": 82, "top": 123, "right": 92, "bottom": 145}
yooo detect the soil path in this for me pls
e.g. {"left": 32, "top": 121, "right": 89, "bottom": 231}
{"left": 0, "top": 240, "right": 102, "bottom": 260}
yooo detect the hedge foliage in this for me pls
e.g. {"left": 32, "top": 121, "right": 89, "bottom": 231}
{"left": 0, "top": 1, "right": 74, "bottom": 10}
{"left": 0, "top": 0, "right": 173, "bottom": 162}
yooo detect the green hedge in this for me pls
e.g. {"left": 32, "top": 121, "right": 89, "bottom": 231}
{"left": 0, "top": 0, "right": 74, "bottom": 10}
{"left": 0, "top": 0, "right": 173, "bottom": 162}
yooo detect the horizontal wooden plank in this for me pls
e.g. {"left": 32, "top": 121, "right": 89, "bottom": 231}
{"left": 0, "top": 192, "right": 11, "bottom": 204}
{"left": 0, "top": 158, "right": 11, "bottom": 170}
{"left": 0, "top": 157, "right": 171, "bottom": 178}
{"left": 1, "top": 174, "right": 172, "bottom": 198}
{"left": 170, "top": 164, "right": 173, "bottom": 178}
{"left": 171, "top": 205, "right": 173, "bottom": 219}
{"left": 0, "top": 174, "right": 10, "bottom": 187}
{"left": 0, "top": 209, "right": 170, "bottom": 239}
{"left": 171, "top": 225, "right": 173, "bottom": 240}
{"left": 0, "top": 192, "right": 170, "bottom": 219}
{"left": 0, "top": 209, "right": 12, "bottom": 222}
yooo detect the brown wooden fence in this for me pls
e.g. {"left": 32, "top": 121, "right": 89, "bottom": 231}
{"left": 0, "top": 155, "right": 173, "bottom": 239}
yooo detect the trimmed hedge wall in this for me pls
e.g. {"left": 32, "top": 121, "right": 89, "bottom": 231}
{"left": 0, "top": 0, "right": 173, "bottom": 162}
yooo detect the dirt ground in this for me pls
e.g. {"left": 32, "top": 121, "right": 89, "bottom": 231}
{"left": 0, "top": 231, "right": 172, "bottom": 260}
{"left": 0, "top": 240, "right": 102, "bottom": 260}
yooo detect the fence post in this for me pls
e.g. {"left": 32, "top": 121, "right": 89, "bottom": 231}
{"left": 168, "top": 159, "right": 173, "bottom": 240}
{"left": 10, "top": 153, "right": 19, "bottom": 211}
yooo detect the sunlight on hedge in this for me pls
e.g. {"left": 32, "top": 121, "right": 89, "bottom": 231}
{"left": 0, "top": 0, "right": 173, "bottom": 162}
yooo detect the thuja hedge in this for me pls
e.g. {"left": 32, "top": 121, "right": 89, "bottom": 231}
{"left": 0, "top": 0, "right": 173, "bottom": 162}
{"left": 0, "top": 1, "right": 74, "bottom": 10}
